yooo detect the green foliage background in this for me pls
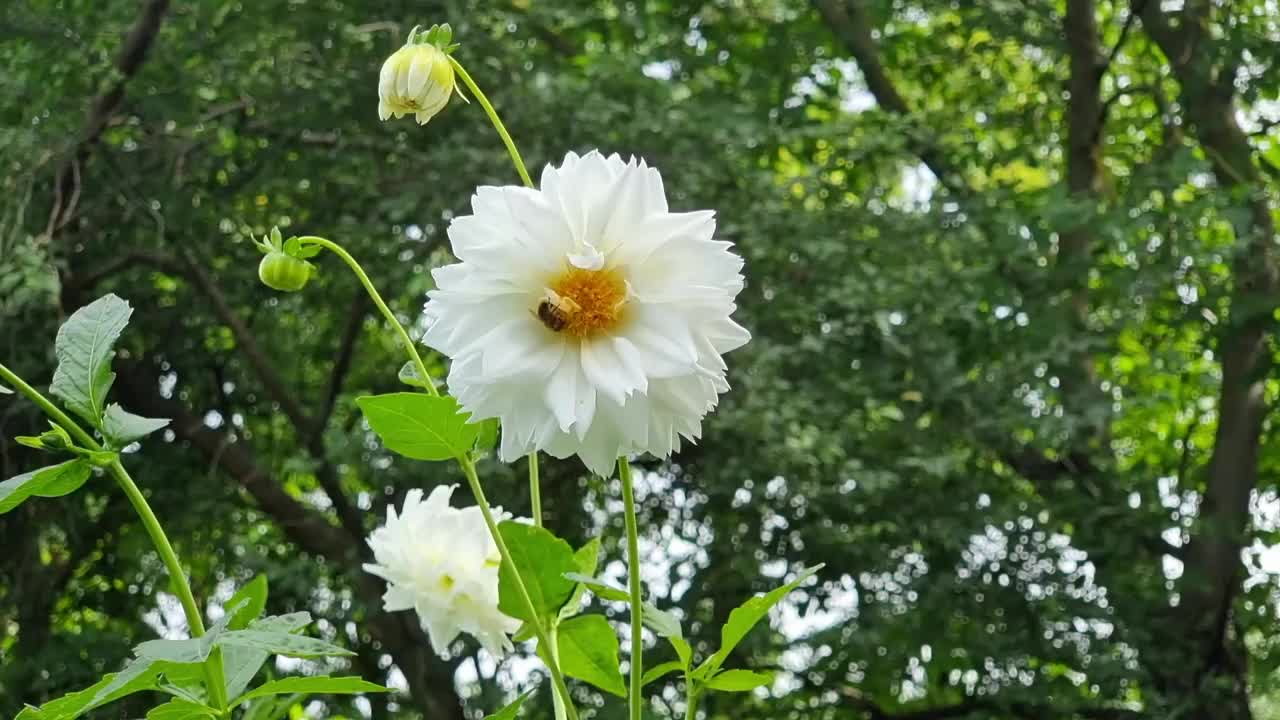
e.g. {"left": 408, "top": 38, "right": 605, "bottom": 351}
{"left": 2, "top": 1, "right": 1279, "bottom": 719}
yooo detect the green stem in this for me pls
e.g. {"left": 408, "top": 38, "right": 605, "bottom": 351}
{"left": 684, "top": 688, "right": 699, "bottom": 720}
{"left": 529, "top": 453, "right": 543, "bottom": 527}
{"left": 618, "top": 457, "right": 644, "bottom": 720}
{"left": 448, "top": 56, "right": 535, "bottom": 188}
{"left": 281, "top": 249, "right": 577, "bottom": 718}
{"left": 460, "top": 459, "right": 579, "bottom": 720}
{"left": 295, "top": 236, "right": 438, "bottom": 398}
{"left": 0, "top": 363, "right": 228, "bottom": 713}
{"left": 546, "top": 627, "right": 568, "bottom": 720}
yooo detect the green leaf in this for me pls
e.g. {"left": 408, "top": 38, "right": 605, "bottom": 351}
{"left": 135, "top": 601, "right": 244, "bottom": 666}
{"left": 355, "top": 392, "right": 480, "bottom": 461}
{"left": 483, "top": 690, "right": 534, "bottom": 720}
{"left": 669, "top": 636, "right": 693, "bottom": 669}
{"left": 556, "top": 615, "right": 626, "bottom": 697}
{"left": 136, "top": 637, "right": 214, "bottom": 664}
{"left": 241, "top": 694, "right": 302, "bottom": 720}
{"left": 474, "top": 418, "right": 500, "bottom": 454}
{"left": 0, "top": 460, "right": 93, "bottom": 514}
{"left": 231, "top": 676, "right": 387, "bottom": 704}
{"left": 49, "top": 293, "right": 132, "bottom": 427}
{"left": 217, "top": 630, "right": 354, "bottom": 658}
{"left": 15, "top": 423, "right": 73, "bottom": 452}
{"left": 397, "top": 361, "right": 430, "bottom": 389}
{"left": 16, "top": 657, "right": 164, "bottom": 720}
{"left": 643, "top": 603, "right": 682, "bottom": 640}
{"left": 560, "top": 538, "right": 601, "bottom": 621}
{"left": 641, "top": 660, "right": 683, "bottom": 687}
{"left": 221, "top": 612, "right": 313, "bottom": 700}
{"left": 497, "top": 521, "right": 578, "bottom": 622}
{"left": 699, "top": 565, "right": 822, "bottom": 677}
{"left": 102, "top": 403, "right": 170, "bottom": 446}
{"left": 704, "top": 669, "right": 773, "bottom": 692}
{"left": 225, "top": 576, "right": 269, "bottom": 631}
{"left": 146, "top": 700, "right": 218, "bottom": 720}
{"left": 562, "top": 573, "right": 629, "bottom": 602}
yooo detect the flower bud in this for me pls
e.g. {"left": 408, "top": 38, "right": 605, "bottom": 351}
{"left": 252, "top": 227, "right": 317, "bottom": 293}
{"left": 378, "top": 24, "right": 458, "bottom": 125}
{"left": 259, "top": 250, "right": 313, "bottom": 292}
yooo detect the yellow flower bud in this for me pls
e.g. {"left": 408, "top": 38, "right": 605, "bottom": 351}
{"left": 378, "top": 26, "right": 457, "bottom": 125}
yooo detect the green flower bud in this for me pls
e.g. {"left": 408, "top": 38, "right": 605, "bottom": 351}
{"left": 378, "top": 24, "right": 459, "bottom": 125}
{"left": 252, "top": 226, "right": 318, "bottom": 293}
{"left": 259, "top": 250, "right": 314, "bottom": 292}
{"left": 16, "top": 423, "right": 73, "bottom": 452}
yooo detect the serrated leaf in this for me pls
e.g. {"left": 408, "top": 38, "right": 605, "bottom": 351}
{"left": 497, "top": 521, "right": 578, "bottom": 622}
{"left": 641, "top": 660, "right": 683, "bottom": 687}
{"left": 146, "top": 699, "right": 217, "bottom": 720}
{"left": 16, "top": 657, "right": 163, "bottom": 720}
{"left": 483, "top": 690, "right": 534, "bottom": 720}
{"left": 562, "top": 573, "right": 629, "bottom": 602}
{"left": 136, "top": 637, "right": 214, "bottom": 664}
{"left": 0, "top": 460, "right": 93, "bottom": 514}
{"left": 356, "top": 393, "right": 479, "bottom": 461}
{"left": 559, "top": 538, "right": 601, "bottom": 621}
{"left": 221, "top": 612, "right": 314, "bottom": 699}
{"left": 231, "top": 676, "right": 387, "bottom": 704}
{"left": 217, "top": 630, "right": 354, "bottom": 658}
{"left": 49, "top": 294, "right": 132, "bottom": 427}
{"left": 556, "top": 615, "right": 625, "bottom": 697}
{"left": 698, "top": 565, "right": 822, "bottom": 677}
{"left": 102, "top": 403, "right": 169, "bottom": 446}
{"left": 704, "top": 669, "right": 773, "bottom": 692}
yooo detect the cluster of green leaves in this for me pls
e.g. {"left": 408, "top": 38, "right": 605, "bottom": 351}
{"left": 5, "top": 295, "right": 386, "bottom": 718}
{"left": 18, "top": 573, "right": 383, "bottom": 720}
{"left": 1, "top": 295, "right": 167, "bottom": 517}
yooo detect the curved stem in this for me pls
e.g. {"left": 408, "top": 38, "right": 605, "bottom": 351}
{"left": 460, "top": 459, "right": 580, "bottom": 720}
{"left": 618, "top": 457, "right": 644, "bottom": 720}
{"left": 529, "top": 453, "right": 543, "bottom": 527}
{"left": 295, "top": 236, "right": 438, "bottom": 398}
{"left": 0, "top": 362, "right": 228, "bottom": 713}
{"left": 279, "top": 250, "right": 578, "bottom": 718}
{"left": 448, "top": 56, "right": 535, "bottom": 188}
{"left": 110, "top": 460, "right": 230, "bottom": 712}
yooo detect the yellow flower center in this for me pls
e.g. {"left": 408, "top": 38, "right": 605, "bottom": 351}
{"left": 440, "top": 574, "right": 456, "bottom": 591}
{"left": 547, "top": 267, "right": 628, "bottom": 337}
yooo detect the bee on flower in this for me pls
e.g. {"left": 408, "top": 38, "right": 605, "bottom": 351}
{"left": 378, "top": 24, "right": 460, "bottom": 125}
{"left": 424, "top": 151, "right": 751, "bottom": 476}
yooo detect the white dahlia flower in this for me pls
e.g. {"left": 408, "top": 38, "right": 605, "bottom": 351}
{"left": 363, "top": 486, "right": 519, "bottom": 658}
{"left": 424, "top": 150, "right": 750, "bottom": 476}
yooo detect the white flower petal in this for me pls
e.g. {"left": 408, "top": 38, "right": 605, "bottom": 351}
{"left": 363, "top": 486, "right": 520, "bottom": 659}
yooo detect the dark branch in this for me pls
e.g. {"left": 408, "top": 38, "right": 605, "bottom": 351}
{"left": 48, "top": 0, "right": 171, "bottom": 237}
{"left": 809, "top": 0, "right": 960, "bottom": 190}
